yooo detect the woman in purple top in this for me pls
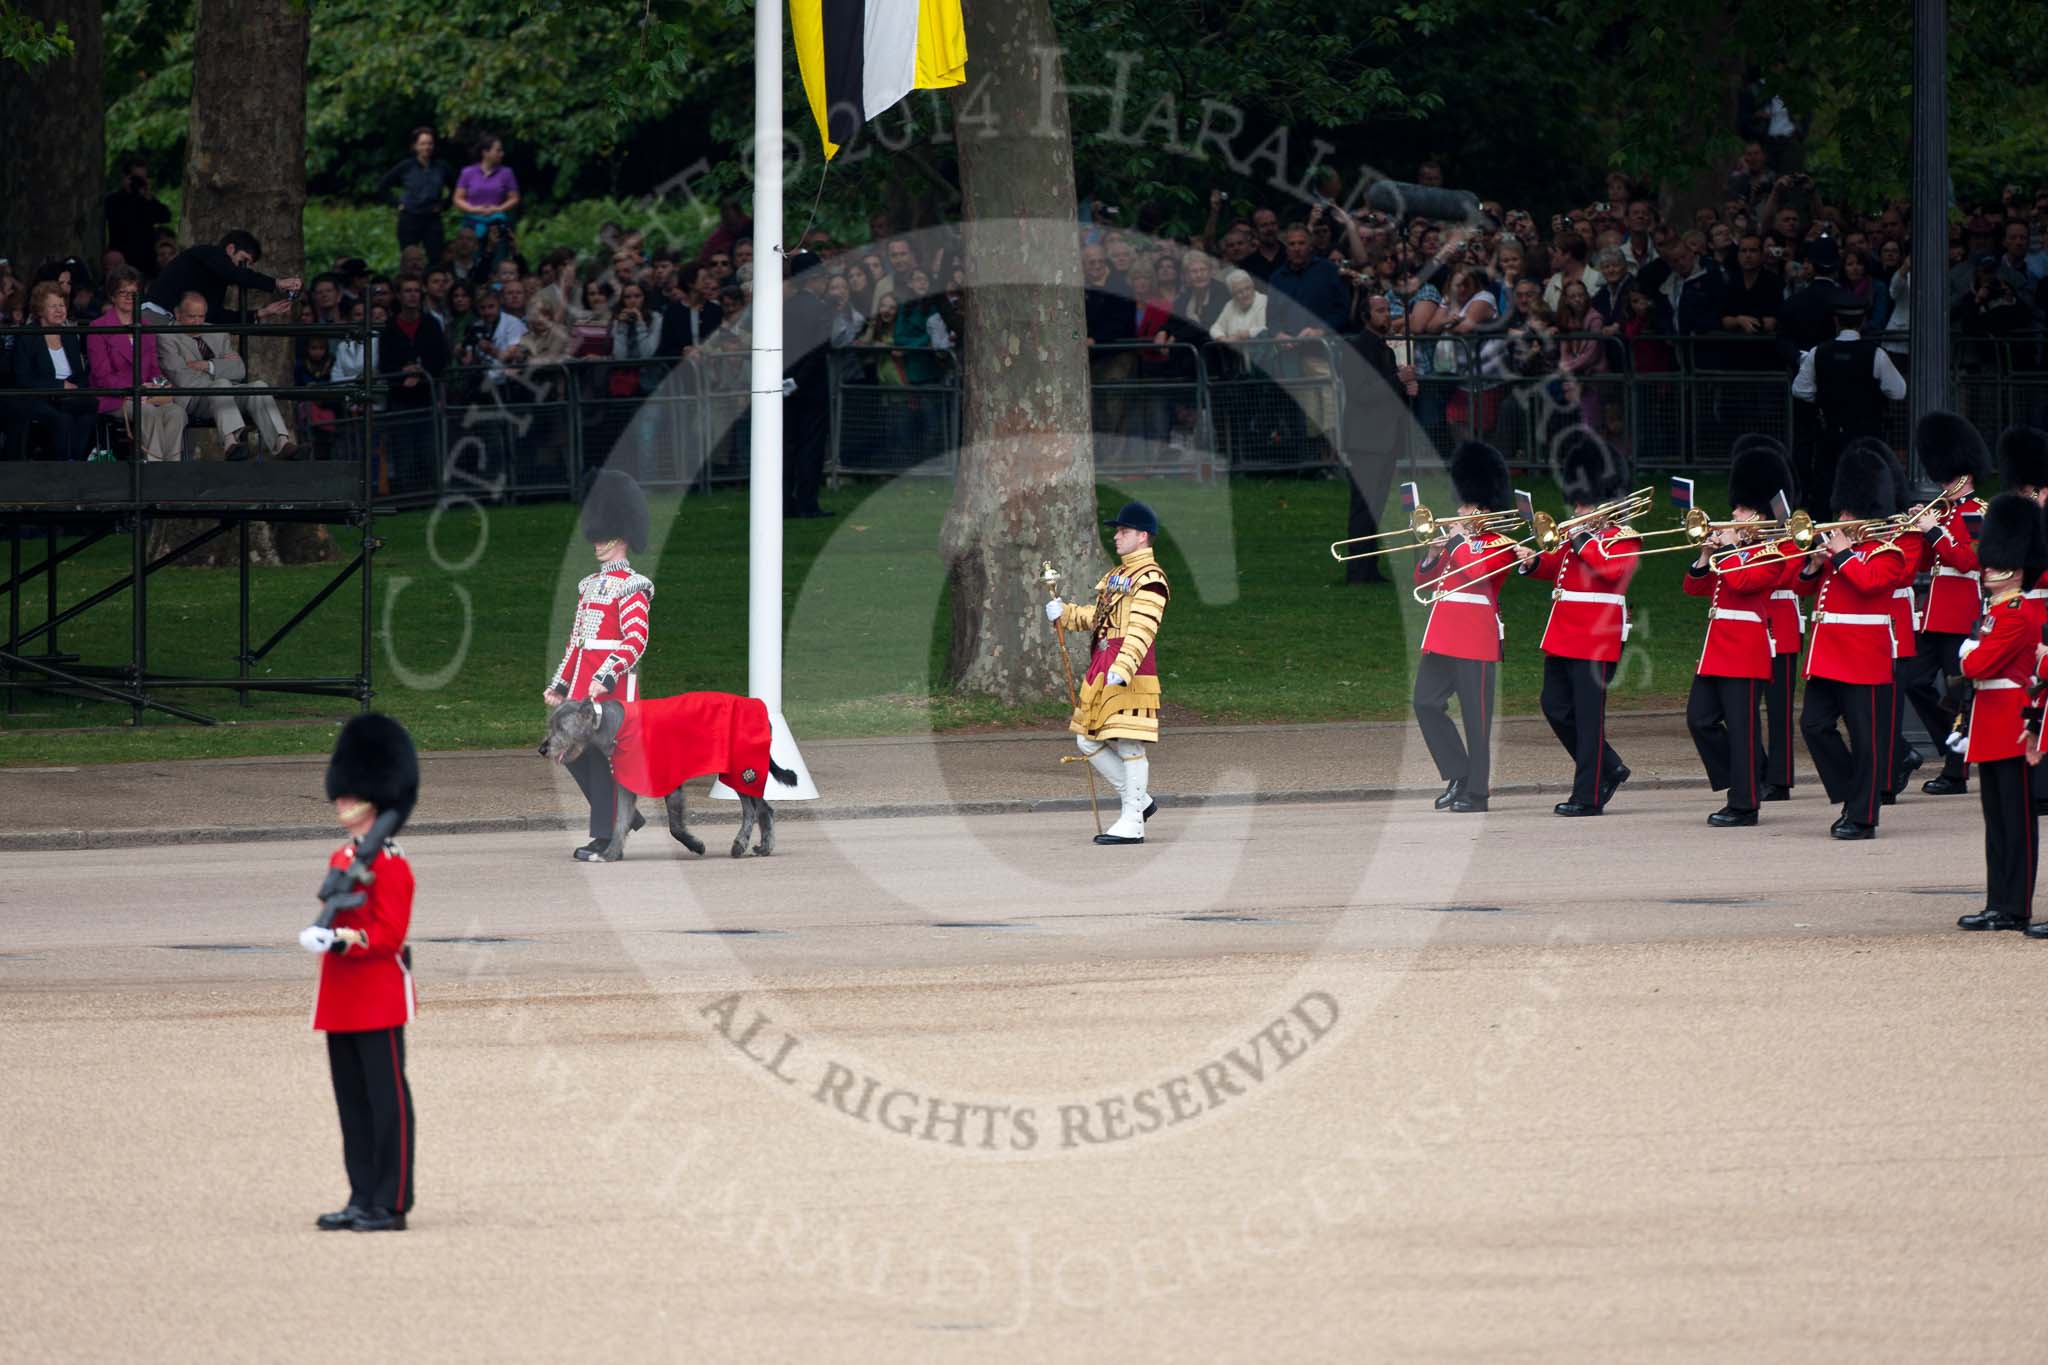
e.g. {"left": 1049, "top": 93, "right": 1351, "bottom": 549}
{"left": 86, "top": 265, "right": 187, "bottom": 460}
{"left": 454, "top": 135, "right": 521, "bottom": 238}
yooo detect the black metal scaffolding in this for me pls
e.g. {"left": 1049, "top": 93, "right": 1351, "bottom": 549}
{"left": 1, "top": 313, "right": 378, "bottom": 727}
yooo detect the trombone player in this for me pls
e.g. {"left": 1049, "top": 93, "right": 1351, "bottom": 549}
{"left": 1728, "top": 435, "right": 1807, "bottom": 803}
{"left": 1899, "top": 412, "right": 1992, "bottom": 799}
{"left": 1792, "top": 444, "right": 1930, "bottom": 840}
{"left": 1681, "top": 448, "right": 1799, "bottom": 826}
{"left": 1412, "top": 443, "right": 1518, "bottom": 814}
{"left": 1513, "top": 430, "right": 1642, "bottom": 817}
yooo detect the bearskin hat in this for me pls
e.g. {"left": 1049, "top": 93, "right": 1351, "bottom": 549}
{"left": 579, "top": 467, "right": 651, "bottom": 552}
{"left": 1449, "top": 441, "right": 1512, "bottom": 512}
{"left": 1913, "top": 410, "right": 1990, "bottom": 484}
{"left": 325, "top": 713, "right": 420, "bottom": 833}
{"left": 1728, "top": 444, "right": 1794, "bottom": 516}
{"left": 1730, "top": 433, "right": 1798, "bottom": 510}
{"left": 1555, "top": 428, "right": 1628, "bottom": 506}
{"left": 1846, "top": 437, "right": 1910, "bottom": 514}
{"left": 1998, "top": 424, "right": 2048, "bottom": 492}
{"left": 1830, "top": 440, "right": 1896, "bottom": 521}
{"left": 1976, "top": 493, "right": 2047, "bottom": 576}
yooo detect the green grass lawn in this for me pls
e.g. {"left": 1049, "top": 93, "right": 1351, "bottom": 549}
{"left": 0, "top": 476, "right": 1708, "bottom": 767}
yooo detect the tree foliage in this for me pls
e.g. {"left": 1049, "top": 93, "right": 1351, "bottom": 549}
{"left": 1, "top": 0, "right": 72, "bottom": 68}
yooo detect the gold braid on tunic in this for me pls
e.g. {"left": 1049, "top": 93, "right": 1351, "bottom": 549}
{"left": 1057, "top": 547, "right": 1171, "bottom": 742}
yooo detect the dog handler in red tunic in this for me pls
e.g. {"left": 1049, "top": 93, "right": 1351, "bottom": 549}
{"left": 299, "top": 713, "right": 419, "bottom": 1233}
{"left": 545, "top": 468, "right": 654, "bottom": 860}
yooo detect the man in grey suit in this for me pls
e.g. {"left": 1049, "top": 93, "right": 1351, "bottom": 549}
{"left": 157, "top": 290, "right": 295, "bottom": 457}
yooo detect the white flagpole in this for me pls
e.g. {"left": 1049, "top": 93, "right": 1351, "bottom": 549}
{"left": 719, "top": 0, "right": 818, "bottom": 801}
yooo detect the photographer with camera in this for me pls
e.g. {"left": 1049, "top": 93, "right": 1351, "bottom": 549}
{"left": 104, "top": 159, "right": 171, "bottom": 283}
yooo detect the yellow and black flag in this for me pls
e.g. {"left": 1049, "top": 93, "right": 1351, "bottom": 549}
{"left": 791, "top": 0, "right": 967, "bottom": 160}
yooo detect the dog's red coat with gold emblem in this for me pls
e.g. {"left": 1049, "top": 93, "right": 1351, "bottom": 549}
{"left": 608, "top": 693, "right": 777, "bottom": 799}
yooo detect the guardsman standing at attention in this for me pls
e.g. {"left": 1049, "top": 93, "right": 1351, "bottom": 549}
{"left": 1044, "top": 502, "right": 1171, "bottom": 845}
{"left": 301, "top": 713, "right": 420, "bottom": 1233}
{"left": 1794, "top": 444, "right": 1926, "bottom": 840}
{"left": 1993, "top": 424, "right": 2048, "bottom": 813}
{"left": 545, "top": 468, "right": 654, "bottom": 861}
{"left": 1513, "top": 430, "right": 1642, "bottom": 817}
{"left": 1955, "top": 494, "right": 2048, "bottom": 935}
{"left": 1412, "top": 442, "right": 1517, "bottom": 814}
{"left": 1900, "top": 412, "right": 1991, "bottom": 797}
{"left": 1682, "top": 447, "right": 1796, "bottom": 827}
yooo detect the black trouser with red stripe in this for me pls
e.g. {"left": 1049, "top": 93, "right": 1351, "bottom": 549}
{"left": 1900, "top": 631, "right": 1969, "bottom": 783}
{"left": 1980, "top": 756, "right": 2039, "bottom": 921}
{"left": 1540, "top": 655, "right": 1625, "bottom": 807}
{"left": 1761, "top": 651, "right": 1799, "bottom": 789}
{"left": 327, "top": 1026, "right": 416, "bottom": 1215}
{"left": 1413, "top": 654, "right": 1495, "bottom": 796}
{"left": 1686, "top": 674, "right": 1765, "bottom": 812}
{"left": 1800, "top": 677, "right": 1894, "bottom": 826}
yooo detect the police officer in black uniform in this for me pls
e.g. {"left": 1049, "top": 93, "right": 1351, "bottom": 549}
{"left": 1790, "top": 275, "right": 1905, "bottom": 529}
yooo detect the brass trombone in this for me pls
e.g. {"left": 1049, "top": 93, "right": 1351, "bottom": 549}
{"left": 1328, "top": 506, "right": 1523, "bottom": 563}
{"left": 1619, "top": 507, "right": 1782, "bottom": 559}
{"left": 1709, "top": 509, "right": 1910, "bottom": 571}
{"left": 1413, "top": 488, "right": 1654, "bottom": 605}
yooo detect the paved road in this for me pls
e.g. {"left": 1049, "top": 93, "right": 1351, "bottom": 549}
{"left": 4, "top": 789, "right": 2042, "bottom": 1362}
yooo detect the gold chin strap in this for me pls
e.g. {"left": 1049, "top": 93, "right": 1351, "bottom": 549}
{"left": 336, "top": 799, "right": 372, "bottom": 825}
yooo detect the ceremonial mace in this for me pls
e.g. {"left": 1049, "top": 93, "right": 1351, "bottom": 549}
{"left": 1039, "top": 561, "right": 1103, "bottom": 835}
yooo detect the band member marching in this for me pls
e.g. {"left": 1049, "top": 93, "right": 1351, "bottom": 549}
{"left": 1514, "top": 431, "right": 1641, "bottom": 817}
{"left": 1044, "top": 502, "right": 1171, "bottom": 845}
{"left": 1412, "top": 443, "right": 1517, "bottom": 814}
{"left": 1793, "top": 444, "right": 1925, "bottom": 840}
{"left": 1954, "top": 494, "right": 2048, "bottom": 936}
{"left": 1858, "top": 439, "right": 1929, "bottom": 804}
{"left": 1900, "top": 412, "right": 1990, "bottom": 797}
{"left": 544, "top": 469, "right": 654, "bottom": 861}
{"left": 300, "top": 713, "right": 420, "bottom": 1232}
{"left": 1731, "top": 434, "right": 1805, "bottom": 802}
{"left": 1682, "top": 447, "right": 1797, "bottom": 826}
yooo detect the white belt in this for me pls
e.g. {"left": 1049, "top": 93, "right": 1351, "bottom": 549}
{"left": 1977, "top": 679, "right": 2023, "bottom": 691}
{"left": 2028, "top": 589, "right": 2048, "bottom": 602}
{"left": 1813, "top": 612, "right": 1890, "bottom": 626}
{"left": 1435, "top": 591, "right": 1493, "bottom": 607}
{"left": 1891, "top": 587, "right": 1914, "bottom": 599}
{"left": 1932, "top": 567, "right": 1980, "bottom": 580}
{"left": 1709, "top": 609, "right": 1764, "bottom": 624}
{"left": 1554, "top": 590, "right": 1628, "bottom": 606}
{"left": 580, "top": 638, "right": 627, "bottom": 649}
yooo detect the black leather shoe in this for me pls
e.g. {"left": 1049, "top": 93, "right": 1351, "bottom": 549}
{"left": 1922, "top": 775, "right": 1969, "bottom": 796}
{"left": 1880, "top": 791, "right": 1898, "bottom": 806}
{"left": 1707, "top": 806, "right": 1758, "bottom": 827}
{"left": 1829, "top": 819, "right": 1876, "bottom": 840}
{"left": 1896, "top": 748, "right": 1925, "bottom": 780}
{"left": 1093, "top": 832, "right": 1145, "bottom": 845}
{"left": 629, "top": 810, "right": 646, "bottom": 834}
{"left": 572, "top": 839, "right": 604, "bottom": 860}
{"left": 352, "top": 1208, "right": 406, "bottom": 1232}
{"left": 1554, "top": 801, "right": 1601, "bottom": 817}
{"left": 1760, "top": 784, "right": 1792, "bottom": 802}
{"left": 1434, "top": 779, "right": 1465, "bottom": 811}
{"left": 316, "top": 1204, "right": 364, "bottom": 1231}
{"left": 1959, "top": 910, "right": 2028, "bottom": 931}
{"left": 1599, "top": 765, "right": 1631, "bottom": 807}
{"left": 2025, "top": 922, "right": 2048, "bottom": 939}
{"left": 1449, "top": 795, "right": 1488, "bottom": 813}
{"left": 1143, "top": 799, "right": 1159, "bottom": 821}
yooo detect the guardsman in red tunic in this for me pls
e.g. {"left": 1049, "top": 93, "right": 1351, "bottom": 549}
{"left": 1956, "top": 495, "right": 2048, "bottom": 934}
{"left": 1855, "top": 439, "right": 1929, "bottom": 804}
{"left": 299, "top": 713, "right": 420, "bottom": 1233}
{"left": 1682, "top": 446, "right": 1797, "bottom": 826}
{"left": 1993, "top": 425, "right": 2048, "bottom": 815}
{"left": 544, "top": 469, "right": 655, "bottom": 860}
{"left": 1795, "top": 445, "right": 1925, "bottom": 839}
{"left": 1898, "top": 412, "right": 1991, "bottom": 796}
{"left": 1513, "top": 430, "right": 1641, "bottom": 816}
{"left": 1412, "top": 442, "right": 1517, "bottom": 814}
{"left": 1730, "top": 434, "right": 1805, "bottom": 803}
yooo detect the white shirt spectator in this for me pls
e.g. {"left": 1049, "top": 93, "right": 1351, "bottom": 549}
{"left": 1792, "top": 328, "right": 1908, "bottom": 402}
{"left": 1542, "top": 264, "right": 1604, "bottom": 310}
{"left": 1882, "top": 267, "right": 1911, "bottom": 356}
{"left": 1210, "top": 290, "right": 1269, "bottom": 341}
{"left": 482, "top": 311, "right": 528, "bottom": 385}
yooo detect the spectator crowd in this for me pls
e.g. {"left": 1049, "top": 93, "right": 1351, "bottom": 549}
{"left": 10, "top": 125, "right": 2048, "bottom": 503}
